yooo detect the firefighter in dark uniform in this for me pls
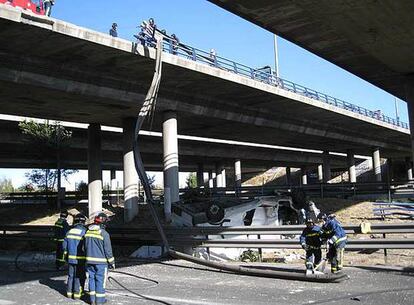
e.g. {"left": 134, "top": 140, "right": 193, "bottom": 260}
{"left": 299, "top": 218, "right": 322, "bottom": 275}
{"left": 319, "top": 213, "right": 347, "bottom": 273}
{"left": 62, "top": 213, "right": 87, "bottom": 300}
{"left": 85, "top": 213, "right": 115, "bottom": 305}
{"left": 54, "top": 210, "right": 70, "bottom": 270}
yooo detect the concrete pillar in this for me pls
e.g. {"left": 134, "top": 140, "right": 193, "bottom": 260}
{"left": 372, "top": 148, "right": 382, "bottom": 182}
{"left": 215, "top": 162, "right": 222, "bottom": 188}
{"left": 123, "top": 118, "right": 139, "bottom": 222}
{"left": 234, "top": 159, "right": 242, "bottom": 190}
{"left": 405, "top": 157, "right": 413, "bottom": 181}
{"left": 196, "top": 163, "right": 204, "bottom": 187}
{"left": 323, "top": 151, "right": 331, "bottom": 183}
{"left": 317, "top": 165, "right": 323, "bottom": 183}
{"left": 347, "top": 150, "right": 356, "bottom": 183}
{"left": 208, "top": 170, "right": 213, "bottom": 188}
{"left": 404, "top": 75, "right": 414, "bottom": 165}
{"left": 212, "top": 171, "right": 217, "bottom": 188}
{"left": 163, "top": 111, "right": 180, "bottom": 203}
{"left": 387, "top": 158, "right": 393, "bottom": 183}
{"left": 88, "top": 123, "right": 102, "bottom": 218}
{"left": 221, "top": 167, "right": 227, "bottom": 188}
{"left": 301, "top": 167, "right": 307, "bottom": 185}
{"left": 110, "top": 169, "right": 117, "bottom": 205}
{"left": 285, "top": 167, "right": 291, "bottom": 186}
{"left": 110, "top": 169, "right": 117, "bottom": 189}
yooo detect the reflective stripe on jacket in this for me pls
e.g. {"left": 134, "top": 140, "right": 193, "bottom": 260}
{"left": 54, "top": 218, "right": 69, "bottom": 242}
{"left": 299, "top": 225, "right": 322, "bottom": 248}
{"left": 62, "top": 224, "right": 87, "bottom": 264}
{"left": 321, "top": 218, "right": 347, "bottom": 245}
{"left": 84, "top": 224, "right": 114, "bottom": 265}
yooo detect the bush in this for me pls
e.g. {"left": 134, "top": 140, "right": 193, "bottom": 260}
{"left": 239, "top": 249, "right": 260, "bottom": 262}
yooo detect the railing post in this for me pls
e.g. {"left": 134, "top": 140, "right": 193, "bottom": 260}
{"left": 191, "top": 47, "right": 197, "bottom": 61}
{"left": 233, "top": 62, "right": 238, "bottom": 74}
{"left": 383, "top": 233, "right": 388, "bottom": 264}
{"left": 258, "top": 234, "right": 262, "bottom": 262}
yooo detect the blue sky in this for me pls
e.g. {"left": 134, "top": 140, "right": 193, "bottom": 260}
{"left": 52, "top": 0, "right": 407, "bottom": 121}
{"left": 0, "top": 0, "right": 408, "bottom": 188}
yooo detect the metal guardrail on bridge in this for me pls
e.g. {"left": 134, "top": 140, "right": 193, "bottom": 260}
{"left": 157, "top": 37, "right": 408, "bottom": 129}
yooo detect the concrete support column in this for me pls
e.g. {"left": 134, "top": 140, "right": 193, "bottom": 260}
{"left": 208, "top": 170, "right": 213, "bottom": 188}
{"left": 163, "top": 111, "right": 180, "bottom": 204}
{"left": 215, "top": 162, "right": 222, "bottom": 188}
{"left": 110, "top": 169, "right": 117, "bottom": 189}
{"left": 234, "top": 159, "right": 242, "bottom": 191}
{"left": 322, "top": 151, "right": 331, "bottom": 183}
{"left": 387, "top": 158, "right": 393, "bottom": 183}
{"left": 110, "top": 169, "right": 117, "bottom": 205}
{"left": 196, "top": 163, "right": 204, "bottom": 187}
{"left": 88, "top": 123, "right": 102, "bottom": 218}
{"left": 285, "top": 167, "right": 291, "bottom": 186}
{"left": 372, "top": 148, "right": 382, "bottom": 182}
{"left": 404, "top": 75, "right": 414, "bottom": 165}
{"left": 212, "top": 171, "right": 217, "bottom": 188}
{"left": 405, "top": 157, "right": 413, "bottom": 181}
{"left": 221, "top": 167, "right": 227, "bottom": 188}
{"left": 301, "top": 167, "right": 307, "bottom": 185}
{"left": 347, "top": 150, "right": 356, "bottom": 183}
{"left": 123, "top": 118, "right": 139, "bottom": 222}
{"left": 317, "top": 165, "right": 323, "bottom": 183}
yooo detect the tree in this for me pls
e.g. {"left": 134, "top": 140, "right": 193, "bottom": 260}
{"left": 186, "top": 172, "right": 197, "bottom": 188}
{"left": 19, "top": 120, "right": 76, "bottom": 208}
{"left": 0, "top": 178, "right": 14, "bottom": 193}
{"left": 25, "top": 169, "right": 77, "bottom": 191}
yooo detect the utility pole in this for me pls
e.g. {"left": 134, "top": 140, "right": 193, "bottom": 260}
{"left": 394, "top": 97, "right": 400, "bottom": 122}
{"left": 273, "top": 34, "right": 280, "bottom": 78}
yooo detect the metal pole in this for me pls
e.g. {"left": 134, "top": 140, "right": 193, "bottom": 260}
{"left": 394, "top": 97, "right": 399, "bottom": 122}
{"left": 273, "top": 34, "right": 280, "bottom": 77}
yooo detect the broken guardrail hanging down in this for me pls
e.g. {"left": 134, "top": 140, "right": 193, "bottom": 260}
{"left": 131, "top": 33, "right": 347, "bottom": 283}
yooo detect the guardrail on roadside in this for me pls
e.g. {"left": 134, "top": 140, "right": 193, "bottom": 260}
{"left": 1, "top": 223, "right": 413, "bottom": 251}
{"left": 158, "top": 37, "right": 408, "bottom": 129}
{"left": 2, "top": 181, "right": 414, "bottom": 205}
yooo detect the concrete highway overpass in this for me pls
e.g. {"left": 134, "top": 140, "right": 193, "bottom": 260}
{"left": 0, "top": 5, "right": 411, "bottom": 218}
{"left": 208, "top": 0, "right": 414, "bottom": 101}
{"left": 0, "top": 119, "right": 356, "bottom": 180}
{"left": 0, "top": 5, "right": 410, "bottom": 159}
{"left": 208, "top": 0, "right": 414, "bottom": 164}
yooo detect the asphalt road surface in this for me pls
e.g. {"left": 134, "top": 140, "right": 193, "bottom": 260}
{"left": 0, "top": 252, "right": 413, "bottom": 305}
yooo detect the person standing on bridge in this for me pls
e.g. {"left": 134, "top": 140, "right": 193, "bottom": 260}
{"left": 109, "top": 23, "right": 118, "bottom": 37}
{"left": 43, "top": 0, "right": 55, "bottom": 17}
{"left": 62, "top": 213, "right": 87, "bottom": 300}
{"left": 300, "top": 218, "right": 322, "bottom": 275}
{"left": 318, "top": 213, "right": 347, "bottom": 273}
{"left": 54, "top": 210, "right": 70, "bottom": 270}
{"left": 85, "top": 212, "right": 115, "bottom": 305}
{"left": 170, "top": 34, "right": 179, "bottom": 55}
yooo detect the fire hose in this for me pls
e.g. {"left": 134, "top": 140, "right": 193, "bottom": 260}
{"left": 132, "top": 36, "right": 347, "bottom": 283}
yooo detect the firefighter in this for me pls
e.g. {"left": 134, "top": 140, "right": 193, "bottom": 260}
{"left": 318, "top": 213, "right": 347, "bottom": 273}
{"left": 54, "top": 210, "right": 70, "bottom": 270}
{"left": 109, "top": 23, "right": 118, "bottom": 38}
{"left": 85, "top": 212, "right": 115, "bottom": 305}
{"left": 62, "top": 213, "right": 87, "bottom": 300}
{"left": 299, "top": 218, "right": 322, "bottom": 275}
